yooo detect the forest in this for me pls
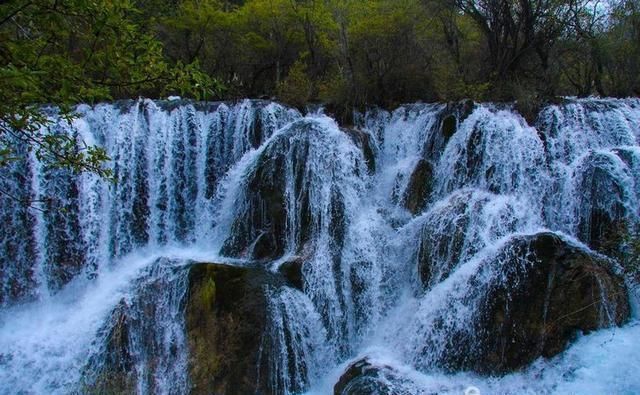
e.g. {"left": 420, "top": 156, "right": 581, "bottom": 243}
{"left": 1, "top": 0, "right": 640, "bottom": 171}
{"left": 3, "top": 0, "right": 640, "bottom": 109}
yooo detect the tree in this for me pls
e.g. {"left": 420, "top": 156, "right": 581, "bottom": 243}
{"left": 453, "top": 0, "right": 583, "bottom": 96}
{"left": 0, "top": 0, "right": 217, "bottom": 183}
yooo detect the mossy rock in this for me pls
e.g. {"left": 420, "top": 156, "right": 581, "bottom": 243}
{"left": 440, "top": 232, "right": 630, "bottom": 374}
{"left": 80, "top": 300, "right": 136, "bottom": 395}
{"left": 185, "top": 262, "right": 286, "bottom": 395}
{"left": 402, "top": 159, "right": 433, "bottom": 215}
{"left": 575, "top": 150, "right": 631, "bottom": 257}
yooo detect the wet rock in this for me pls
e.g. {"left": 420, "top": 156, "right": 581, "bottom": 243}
{"left": 441, "top": 100, "right": 475, "bottom": 142}
{"left": 442, "top": 232, "right": 630, "bottom": 373}
{"left": 333, "top": 359, "right": 397, "bottom": 395}
{"left": 185, "top": 262, "right": 286, "bottom": 395}
{"left": 278, "top": 256, "right": 305, "bottom": 290}
{"left": 81, "top": 300, "right": 136, "bottom": 394}
{"left": 402, "top": 159, "right": 434, "bottom": 215}
{"left": 575, "top": 151, "right": 632, "bottom": 256}
{"left": 220, "top": 135, "right": 291, "bottom": 260}
{"left": 342, "top": 127, "right": 376, "bottom": 174}
{"left": 415, "top": 190, "right": 504, "bottom": 289}
{"left": 221, "top": 120, "right": 351, "bottom": 261}
{"left": 248, "top": 108, "right": 264, "bottom": 149}
{"left": 84, "top": 261, "right": 299, "bottom": 395}
{"left": 442, "top": 115, "right": 457, "bottom": 140}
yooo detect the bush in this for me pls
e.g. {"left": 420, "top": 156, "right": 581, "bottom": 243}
{"left": 276, "top": 60, "right": 312, "bottom": 110}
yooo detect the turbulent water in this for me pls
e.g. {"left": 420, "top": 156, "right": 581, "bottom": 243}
{"left": 0, "top": 97, "right": 639, "bottom": 394}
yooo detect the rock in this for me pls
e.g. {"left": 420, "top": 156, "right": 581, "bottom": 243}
{"left": 84, "top": 261, "right": 302, "bottom": 395}
{"left": 414, "top": 190, "right": 495, "bottom": 289}
{"left": 185, "top": 262, "right": 286, "bottom": 395}
{"left": 248, "top": 108, "right": 264, "bottom": 149}
{"left": 402, "top": 159, "right": 434, "bottom": 214}
{"left": 441, "top": 114, "right": 457, "bottom": 140}
{"left": 220, "top": 120, "right": 351, "bottom": 261}
{"left": 342, "top": 127, "right": 376, "bottom": 174}
{"left": 333, "top": 359, "right": 397, "bottom": 395}
{"left": 81, "top": 300, "right": 136, "bottom": 394}
{"left": 440, "top": 232, "right": 630, "bottom": 373}
{"left": 441, "top": 100, "right": 475, "bottom": 142}
{"left": 220, "top": 135, "right": 291, "bottom": 260}
{"left": 278, "top": 256, "right": 304, "bottom": 290}
{"left": 575, "top": 151, "right": 632, "bottom": 256}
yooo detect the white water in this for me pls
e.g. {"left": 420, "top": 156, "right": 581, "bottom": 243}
{"left": 0, "top": 97, "right": 639, "bottom": 394}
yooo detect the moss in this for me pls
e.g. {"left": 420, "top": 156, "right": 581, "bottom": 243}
{"left": 78, "top": 371, "right": 135, "bottom": 395}
{"left": 456, "top": 232, "right": 630, "bottom": 373}
{"left": 199, "top": 277, "right": 216, "bottom": 308}
{"left": 185, "top": 263, "right": 285, "bottom": 395}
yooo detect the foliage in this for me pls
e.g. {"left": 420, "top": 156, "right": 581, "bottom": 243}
{"left": 0, "top": 0, "right": 220, "bottom": 179}
{"left": 157, "top": 0, "right": 639, "bottom": 112}
{"left": 2, "top": 0, "right": 639, "bottom": 182}
{"left": 276, "top": 59, "right": 312, "bottom": 109}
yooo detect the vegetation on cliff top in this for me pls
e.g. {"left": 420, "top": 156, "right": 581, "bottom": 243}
{"left": 1, "top": 0, "right": 639, "bottom": 174}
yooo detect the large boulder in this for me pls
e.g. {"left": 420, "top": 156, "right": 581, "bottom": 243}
{"left": 185, "top": 262, "right": 285, "bottom": 395}
{"left": 81, "top": 300, "right": 136, "bottom": 394}
{"left": 439, "top": 232, "right": 630, "bottom": 373}
{"left": 220, "top": 119, "right": 362, "bottom": 262}
{"left": 220, "top": 140, "right": 291, "bottom": 260}
{"left": 574, "top": 150, "right": 637, "bottom": 256}
{"left": 333, "top": 357, "right": 432, "bottom": 395}
{"left": 333, "top": 359, "right": 394, "bottom": 395}
{"left": 83, "top": 260, "right": 303, "bottom": 395}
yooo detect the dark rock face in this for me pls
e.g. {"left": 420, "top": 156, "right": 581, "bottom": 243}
{"left": 441, "top": 232, "right": 630, "bottom": 374}
{"left": 220, "top": 121, "right": 356, "bottom": 262}
{"left": 402, "top": 159, "right": 434, "bottom": 215}
{"left": 441, "top": 115, "right": 457, "bottom": 140}
{"left": 278, "top": 256, "right": 305, "bottom": 290}
{"left": 342, "top": 128, "right": 376, "bottom": 174}
{"left": 441, "top": 100, "right": 475, "bottom": 142}
{"left": 575, "top": 151, "right": 631, "bottom": 256}
{"left": 82, "top": 300, "right": 136, "bottom": 394}
{"left": 220, "top": 128, "right": 296, "bottom": 260}
{"left": 333, "top": 359, "right": 398, "bottom": 395}
{"left": 185, "top": 262, "right": 285, "bottom": 395}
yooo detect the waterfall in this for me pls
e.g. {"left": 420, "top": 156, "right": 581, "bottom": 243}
{"left": 1, "top": 97, "right": 639, "bottom": 394}
{"left": 0, "top": 99, "right": 300, "bottom": 305}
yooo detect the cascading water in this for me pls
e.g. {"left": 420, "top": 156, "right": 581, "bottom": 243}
{"left": 0, "top": 97, "right": 639, "bottom": 394}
